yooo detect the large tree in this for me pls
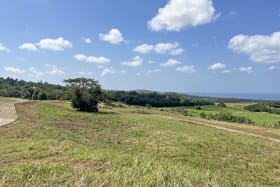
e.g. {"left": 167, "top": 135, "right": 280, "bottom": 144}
{"left": 63, "top": 78, "right": 103, "bottom": 112}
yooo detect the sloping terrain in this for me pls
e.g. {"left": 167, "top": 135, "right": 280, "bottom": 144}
{"left": 0, "top": 101, "right": 279, "bottom": 186}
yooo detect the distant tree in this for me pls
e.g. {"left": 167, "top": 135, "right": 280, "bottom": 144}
{"left": 64, "top": 78, "right": 103, "bottom": 112}
{"left": 217, "top": 102, "right": 227, "bottom": 107}
{"left": 38, "top": 91, "right": 48, "bottom": 100}
{"left": 32, "top": 89, "right": 40, "bottom": 100}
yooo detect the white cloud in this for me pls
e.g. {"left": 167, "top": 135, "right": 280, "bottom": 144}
{"left": 228, "top": 32, "right": 280, "bottom": 63}
{"left": 101, "top": 68, "right": 115, "bottom": 76}
{"left": 121, "top": 69, "right": 127, "bottom": 74}
{"left": 74, "top": 54, "right": 110, "bottom": 64}
{"left": 160, "top": 59, "right": 182, "bottom": 67}
{"left": 28, "top": 67, "right": 44, "bottom": 77}
{"left": 148, "top": 0, "right": 218, "bottom": 31}
{"left": 208, "top": 63, "right": 226, "bottom": 70}
{"left": 133, "top": 44, "right": 154, "bottom": 54}
{"left": 154, "top": 42, "right": 179, "bottom": 53}
{"left": 0, "top": 43, "right": 10, "bottom": 52}
{"left": 99, "top": 29, "right": 124, "bottom": 44}
{"left": 176, "top": 65, "right": 196, "bottom": 73}
{"left": 37, "top": 37, "right": 72, "bottom": 51}
{"left": 137, "top": 69, "right": 161, "bottom": 76}
{"left": 145, "top": 69, "right": 161, "bottom": 76}
{"left": 121, "top": 56, "right": 143, "bottom": 67}
{"left": 237, "top": 66, "right": 253, "bottom": 73}
{"left": 148, "top": 60, "right": 155, "bottom": 64}
{"left": 268, "top": 65, "right": 280, "bottom": 71}
{"left": 19, "top": 43, "right": 38, "bottom": 51}
{"left": 83, "top": 37, "right": 91, "bottom": 44}
{"left": 45, "top": 64, "right": 66, "bottom": 75}
{"left": 221, "top": 69, "right": 231, "bottom": 74}
{"left": 133, "top": 42, "right": 183, "bottom": 55}
{"left": 169, "top": 48, "right": 184, "bottom": 55}
{"left": 4, "top": 67, "right": 25, "bottom": 74}
{"left": 78, "top": 71, "right": 93, "bottom": 75}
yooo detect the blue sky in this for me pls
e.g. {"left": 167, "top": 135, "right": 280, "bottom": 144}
{"left": 0, "top": 0, "right": 280, "bottom": 94}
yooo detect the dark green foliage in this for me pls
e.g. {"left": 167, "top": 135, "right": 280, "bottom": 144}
{"left": 202, "top": 112, "right": 253, "bottom": 124}
{"left": 217, "top": 102, "right": 227, "bottom": 107}
{"left": 195, "top": 106, "right": 202, "bottom": 110}
{"left": 244, "top": 103, "right": 269, "bottom": 112}
{"left": 0, "top": 77, "right": 67, "bottom": 100}
{"left": 64, "top": 78, "right": 102, "bottom": 112}
{"left": 244, "top": 103, "right": 280, "bottom": 115}
{"left": 38, "top": 91, "right": 48, "bottom": 100}
{"left": 200, "top": 112, "right": 206, "bottom": 118}
{"left": 104, "top": 90, "right": 214, "bottom": 107}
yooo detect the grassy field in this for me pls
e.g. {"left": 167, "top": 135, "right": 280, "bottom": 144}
{"left": 169, "top": 103, "right": 280, "bottom": 126}
{"left": 0, "top": 101, "right": 280, "bottom": 186}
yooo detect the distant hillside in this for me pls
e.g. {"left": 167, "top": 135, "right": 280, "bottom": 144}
{"left": 0, "top": 77, "right": 260, "bottom": 106}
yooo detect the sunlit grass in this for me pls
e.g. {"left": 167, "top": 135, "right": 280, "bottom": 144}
{"left": 0, "top": 101, "right": 279, "bottom": 186}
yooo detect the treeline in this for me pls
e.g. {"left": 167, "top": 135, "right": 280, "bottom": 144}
{"left": 0, "top": 77, "right": 67, "bottom": 100}
{"left": 104, "top": 90, "right": 214, "bottom": 107}
{"left": 0, "top": 77, "right": 224, "bottom": 107}
{"left": 244, "top": 103, "right": 280, "bottom": 115}
{"left": 199, "top": 112, "right": 254, "bottom": 124}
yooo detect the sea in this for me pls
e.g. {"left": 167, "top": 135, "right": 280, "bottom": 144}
{"left": 188, "top": 92, "right": 280, "bottom": 101}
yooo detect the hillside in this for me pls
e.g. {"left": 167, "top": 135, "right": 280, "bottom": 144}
{"left": 0, "top": 100, "right": 279, "bottom": 186}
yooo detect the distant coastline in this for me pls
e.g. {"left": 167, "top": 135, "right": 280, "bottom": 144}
{"left": 189, "top": 92, "right": 280, "bottom": 101}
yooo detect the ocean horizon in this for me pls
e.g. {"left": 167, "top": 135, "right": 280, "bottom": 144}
{"left": 188, "top": 92, "right": 280, "bottom": 101}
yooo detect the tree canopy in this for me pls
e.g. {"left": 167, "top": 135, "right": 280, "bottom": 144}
{"left": 64, "top": 78, "right": 103, "bottom": 112}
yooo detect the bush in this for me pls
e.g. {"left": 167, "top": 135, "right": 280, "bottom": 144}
{"left": 217, "top": 102, "right": 227, "bottom": 107}
{"left": 195, "top": 106, "right": 202, "bottom": 110}
{"left": 200, "top": 112, "right": 206, "bottom": 118}
{"left": 201, "top": 112, "right": 253, "bottom": 124}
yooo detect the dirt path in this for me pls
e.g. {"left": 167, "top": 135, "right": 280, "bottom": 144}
{"left": 153, "top": 114, "right": 280, "bottom": 143}
{"left": 0, "top": 98, "right": 28, "bottom": 127}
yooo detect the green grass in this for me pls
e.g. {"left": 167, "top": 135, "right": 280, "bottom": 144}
{"left": 178, "top": 104, "right": 280, "bottom": 126}
{"left": 0, "top": 101, "right": 280, "bottom": 186}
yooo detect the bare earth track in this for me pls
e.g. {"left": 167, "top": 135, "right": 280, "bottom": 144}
{"left": 0, "top": 99, "right": 28, "bottom": 127}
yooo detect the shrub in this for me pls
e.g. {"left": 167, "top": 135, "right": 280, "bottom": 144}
{"left": 217, "top": 102, "right": 227, "bottom": 107}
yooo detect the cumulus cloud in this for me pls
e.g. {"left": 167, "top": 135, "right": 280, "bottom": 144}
{"left": 134, "top": 42, "right": 183, "bottom": 55}
{"left": 154, "top": 42, "right": 179, "bottom": 53}
{"left": 208, "top": 63, "right": 226, "bottom": 70}
{"left": 37, "top": 37, "right": 72, "bottom": 51}
{"left": 83, "top": 37, "right": 91, "bottom": 44}
{"left": 228, "top": 32, "right": 280, "bottom": 63}
{"left": 45, "top": 64, "right": 66, "bottom": 75}
{"left": 99, "top": 29, "right": 124, "bottom": 44}
{"left": 221, "top": 69, "right": 231, "bottom": 74}
{"left": 268, "top": 65, "right": 280, "bottom": 71}
{"left": 169, "top": 48, "right": 184, "bottom": 55}
{"left": 4, "top": 67, "right": 25, "bottom": 74}
{"left": 101, "top": 68, "right": 115, "bottom": 76}
{"left": 160, "top": 59, "right": 182, "bottom": 67}
{"left": 121, "top": 56, "right": 143, "bottom": 67}
{"left": 74, "top": 54, "right": 110, "bottom": 64}
{"left": 0, "top": 43, "right": 10, "bottom": 52}
{"left": 133, "top": 44, "right": 154, "bottom": 54}
{"left": 19, "top": 43, "right": 38, "bottom": 51}
{"left": 148, "top": 0, "right": 218, "bottom": 31}
{"left": 176, "top": 65, "right": 196, "bottom": 73}
{"left": 28, "top": 67, "right": 44, "bottom": 77}
{"left": 237, "top": 66, "right": 253, "bottom": 73}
